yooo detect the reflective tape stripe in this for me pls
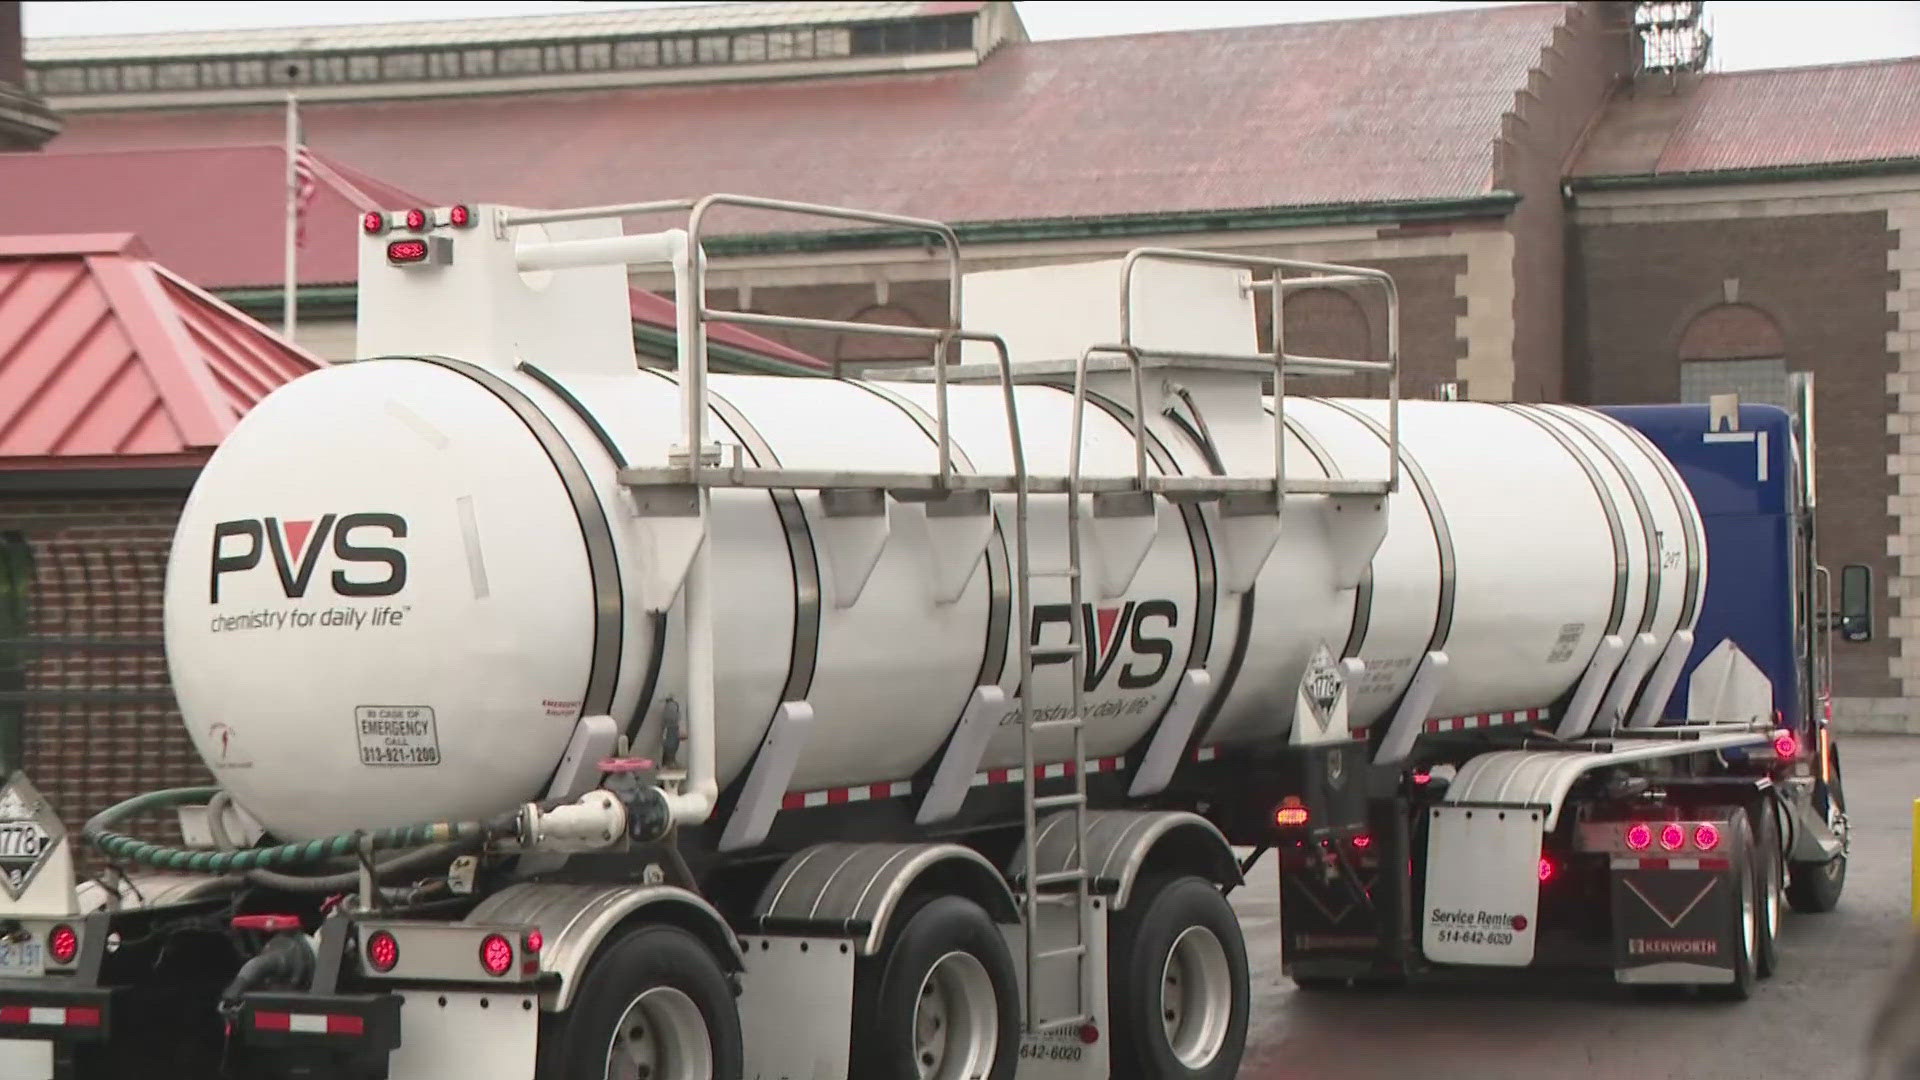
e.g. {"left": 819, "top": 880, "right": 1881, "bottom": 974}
{"left": 971, "top": 756, "right": 1126, "bottom": 787}
{"left": 253, "top": 1012, "right": 364, "bottom": 1035}
{"left": 780, "top": 781, "right": 916, "bottom": 811}
{"left": 775, "top": 756, "right": 1128, "bottom": 810}
{"left": 1610, "top": 858, "right": 1732, "bottom": 871}
{"left": 0, "top": 1005, "right": 101, "bottom": 1027}
{"left": 1422, "top": 707, "right": 1551, "bottom": 733}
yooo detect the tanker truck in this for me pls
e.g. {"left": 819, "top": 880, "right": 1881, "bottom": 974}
{"left": 0, "top": 195, "right": 1863, "bottom": 1080}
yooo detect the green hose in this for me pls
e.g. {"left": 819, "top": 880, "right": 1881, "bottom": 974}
{"left": 83, "top": 786, "right": 508, "bottom": 874}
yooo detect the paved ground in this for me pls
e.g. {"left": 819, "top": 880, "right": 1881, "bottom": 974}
{"left": 1229, "top": 734, "right": 1920, "bottom": 1080}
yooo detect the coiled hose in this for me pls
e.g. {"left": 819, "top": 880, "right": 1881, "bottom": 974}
{"left": 84, "top": 786, "right": 515, "bottom": 877}
{"left": 205, "top": 790, "right": 479, "bottom": 894}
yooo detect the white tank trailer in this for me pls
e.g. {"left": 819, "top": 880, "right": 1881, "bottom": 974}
{"left": 0, "top": 197, "right": 1859, "bottom": 1080}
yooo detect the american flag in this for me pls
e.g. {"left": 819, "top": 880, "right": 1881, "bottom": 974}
{"left": 292, "top": 145, "right": 320, "bottom": 248}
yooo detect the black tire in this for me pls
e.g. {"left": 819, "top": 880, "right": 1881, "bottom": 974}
{"left": 849, "top": 894, "right": 1019, "bottom": 1080}
{"left": 536, "top": 923, "right": 744, "bottom": 1080}
{"left": 1706, "top": 812, "right": 1759, "bottom": 1002}
{"left": 1787, "top": 756, "right": 1848, "bottom": 913}
{"left": 1108, "top": 874, "right": 1250, "bottom": 1080}
{"left": 1748, "top": 802, "right": 1783, "bottom": 979}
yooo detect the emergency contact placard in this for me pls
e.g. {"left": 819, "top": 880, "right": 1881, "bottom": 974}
{"left": 355, "top": 706, "right": 441, "bottom": 766}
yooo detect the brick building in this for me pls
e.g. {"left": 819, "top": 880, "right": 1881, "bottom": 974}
{"left": 0, "top": 233, "right": 322, "bottom": 847}
{"left": 9, "top": 0, "right": 1920, "bottom": 729}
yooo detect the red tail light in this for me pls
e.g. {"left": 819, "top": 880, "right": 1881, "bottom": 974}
{"left": 365, "top": 931, "right": 399, "bottom": 973}
{"left": 1351, "top": 834, "right": 1373, "bottom": 850}
{"left": 361, "top": 211, "right": 387, "bottom": 235}
{"left": 479, "top": 933, "right": 514, "bottom": 977}
{"left": 1773, "top": 732, "right": 1799, "bottom": 759}
{"left": 48, "top": 925, "right": 78, "bottom": 965}
{"left": 1273, "top": 798, "right": 1309, "bottom": 828}
{"left": 448, "top": 204, "right": 474, "bottom": 228}
{"left": 386, "top": 239, "right": 430, "bottom": 265}
{"left": 1658, "top": 823, "right": 1686, "bottom": 851}
{"left": 404, "top": 207, "right": 428, "bottom": 231}
{"left": 1537, "top": 856, "right": 1557, "bottom": 883}
{"left": 523, "top": 929, "right": 543, "bottom": 953}
{"left": 1624, "top": 822, "right": 1653, "bottom": 851}
{"left": 1692, "top": 823, "right": 1721, "bottom": 851}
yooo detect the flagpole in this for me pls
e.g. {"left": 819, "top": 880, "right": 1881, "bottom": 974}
{"left": 283, "top": 89, "right": 299, "bottom": 341}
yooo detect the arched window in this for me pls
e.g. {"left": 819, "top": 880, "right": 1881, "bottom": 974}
{"left": 835, "top": 303, "right": 933, "bottom": 369}
{"left": 1677, "top": 303, "right": 1789, "bottom": 407}
{"left": 1270, "top": 287, "right": 1383, "bottom": 397}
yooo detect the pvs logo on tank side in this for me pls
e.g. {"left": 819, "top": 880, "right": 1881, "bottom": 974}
{"left": 1029, "top": 599, "right": 1178, "bottom": 691}
{"left": 210, "top": 513, "right": 408, "bottom": 602}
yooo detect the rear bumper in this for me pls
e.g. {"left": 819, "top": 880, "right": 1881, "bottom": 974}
{"left": 0, "top": 977, "right": 116, "bottom": 1042}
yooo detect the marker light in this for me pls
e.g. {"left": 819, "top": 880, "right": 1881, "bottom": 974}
{"left": 1659, "top": 823, "right": 1686, "bottom": 851}
{"left": 386, "top": 239, "right": 430, "bottom": 265}
{"left": 365, "top": 930, "right": 399, "bottom": 973}
{"left": 448, "top": 204, "right": 474, "bottom": 227}
{"left": 1773, "top": 732, "right": 1800, "bottom": 760}
{"left": 404, "top": 207, "right": 429, "bottom": 231}
{"left": 1537, "top": 857, "right": 1557, "bottom": 884}
{"left": 1273, "top": 798, "right": 1309, "bottom": 828}
{"left": 48, "top": 925, "right": 78, "bottom": 965}
{"left": 1693, "top": 823, "right": 1721, "bottom": 851}
{"left": 1351, "top": 834, "right": 1373, "bottom": 850}
{"left": 361, "top": 211, "right": 387, "bottom": 235}
{"left": 479, "top": 933, "right": 514, "bottom": 977}
{"left": 1625, "top": 823, "right": 1653, "bottom": 851}
{"left": 524, "top": 929, "right": 543, "bottom": 953}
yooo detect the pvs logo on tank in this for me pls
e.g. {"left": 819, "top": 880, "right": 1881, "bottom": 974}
{"left": 206, "top": 513, "right": 411, "bottom": 635}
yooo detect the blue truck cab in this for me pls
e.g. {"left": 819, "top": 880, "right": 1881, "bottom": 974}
{"left": 1601, "top": 384, "right": 1873, "bottom": 744}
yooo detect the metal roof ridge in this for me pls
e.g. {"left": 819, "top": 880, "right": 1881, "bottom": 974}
{"left": 0, "top": 233, "right": 145, "bottom": 258}
{"left": 150, "top": 263, "right": 327, "bottom": 371}
{"left": 83, "top": 251, "right": 234, "bottom": 448}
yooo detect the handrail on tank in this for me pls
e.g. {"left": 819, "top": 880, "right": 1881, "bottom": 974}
{"left": 1113, "top": 247, "right": 1402, "bottom": 496}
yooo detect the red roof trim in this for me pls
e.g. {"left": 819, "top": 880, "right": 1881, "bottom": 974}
{"left": 84, "top": 254, "right": 233, "bottom": 448}
{"left": 0, "top": 234, "right": 146, "bottom": 259}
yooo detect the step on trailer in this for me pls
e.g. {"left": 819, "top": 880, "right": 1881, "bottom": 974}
{"left": 0, "top": 194, "right": 1864, "bottom": 1080}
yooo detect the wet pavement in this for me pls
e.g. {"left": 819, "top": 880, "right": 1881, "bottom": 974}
{"left": 1230, "top": 734, "right": 1920, "bottom": 1080}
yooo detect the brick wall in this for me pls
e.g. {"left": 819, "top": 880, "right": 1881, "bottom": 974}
{"left": 0, "top": 493, "right": 207, "bottom": 860}
{"left": 1492, "top": 1, "right": 1633, "bottom": 402}
{"left": 1568, "top": 210, "right": 1900, "bottom": 703}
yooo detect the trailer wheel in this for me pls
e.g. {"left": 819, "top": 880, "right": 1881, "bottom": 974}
{"left": 1748, "top": 803, "right": 1783, "bottom": 979}
{"left": 1787, "top": 757, "right": 1848, "bottom": 913}
{"left": 850, "top": 894, "right": 1018, "bottom": 1080}
{"left": 1108, "top": 874, "right": 1249, "bottom": 1080}
{"left": 1707, "top": 813, "right": 1759, "bottom": 1002}
{"left": 537, "top": 924, "right": 743, "bottom": 1080}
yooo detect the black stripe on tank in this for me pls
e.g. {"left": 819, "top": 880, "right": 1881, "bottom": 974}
{"left": 1587, "top": 410, "right": 1706, "bottom": 630}
{"left": 1069, "top": 387, "right": 1219, "bottom": 673}
{"left": 401, "top": 355, "right": 625, "bottom": 720}
{"left": 1264, "top": 401, "right": 1374, "bottom": 660}
{"left": 1539, "top": 405, "right": 1664, "bottom": 635}
{"left": 643, "top": 370, "right": 822, "bottom": 704}
{"left": 849, "top": 379, "right": 1013, "bottom": 692}
{"left": 1319, "top": 399, "right": 1458, "bottom": 654}
{"left": 1501, "top": 404, "right": 1631, "bottom": 639}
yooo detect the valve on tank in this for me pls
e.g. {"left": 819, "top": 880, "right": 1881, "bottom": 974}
{"left": 514, "top": 757, "right": 672, "bottom": 852}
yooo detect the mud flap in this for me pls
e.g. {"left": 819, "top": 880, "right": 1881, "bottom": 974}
{"left": 1610, "top": 858, "right": 1737, "bottom": 983}
{"left": 1420, "top": 804, "right": 1542, "bottom": 966}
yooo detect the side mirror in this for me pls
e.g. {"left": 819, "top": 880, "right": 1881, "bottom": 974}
{"left": 1840, "top": 563, "right": 1873, "bottom": 643}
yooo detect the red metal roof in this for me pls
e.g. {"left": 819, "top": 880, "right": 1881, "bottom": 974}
{"left": 1575, "top": 57, "right": 1920, "bottom": 178}
{"left": 41, "top": 3, "right": 1571, "bottom": 224}
{"left": 0, "top": 232, "right": 322, "bottom": 471}
{"left": 0, "top": 144, "right": 821, "bottom": 369}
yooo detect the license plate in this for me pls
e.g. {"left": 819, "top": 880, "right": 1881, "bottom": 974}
{"left": 0, "top": 940, "right": 44, "bottom": 978}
